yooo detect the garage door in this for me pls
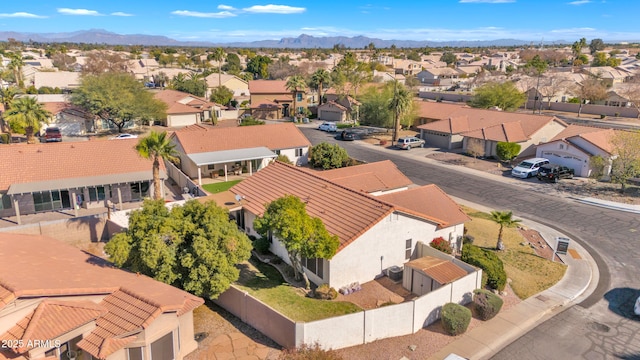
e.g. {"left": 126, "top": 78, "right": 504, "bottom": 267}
{"left": 541, "top": 151, "right": 585, "bottom": 176}
{"left": 422, "top": 131, "right": 451, "bottom": 149}
{"left": 319, "top": 109, "right": 342, "bottom": 122}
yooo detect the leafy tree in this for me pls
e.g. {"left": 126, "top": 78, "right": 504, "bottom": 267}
{"left": 470, "top": 81, "right": 526, "bottom": 111}
{"left": 309, "top": 142, "right": 349, "bottom": 169}
{"left": 0, "top": 86, "right": 20, "bottom": 137}
{"left": 136, "top": 131, "right": 179, "bottom": 200}
{"left": 575, "top": 77, "right": 608, "bottom": 117}
{"left": 254, "top": 195, "right": 339, "bottom": 290}
{"left": 440, "top": 52, "right": 458, "bottom": 67}
{"left": 246, "top": 55, "right": 272, "bottom": 79}
{"left": 388, "top": 80, "right": 413, "bottom": 143}
{"left": 5, "top": 96, "right": 50, "bottom": 144}
{"left": 286, "top": 75, "right": 307, "bottom": 118}
{"left": 171, "top": 72, "right": 207, "bottom": 97}
{"left": 360, "top": 81, "right": 414, "bottom": 129}
{"left": 591, "top": 52, "right": 620, "bottom": 67}
{"left": 210, "top": 85, "right": 234, "bottom": 106}
{"left": 71, "top": 73, "right": 167, "bottom": 133}
{"left": 311, "top": 69, "right": 330, "bottom": 105}
{"left": 572, "top": 37, "right": 587, "bottom": 60}
{"left": 609, "top": 130, "right": 640, "bottom": 193}
{"left": 222, "top": 53, "right": 242, "bottom": 74}
{"left": 276, "top": 154, "right": 292, "bottom": 164}
{"left": 105, "top": 199, "right": 252, "bottom": 299}
{"left": 589, "top": 38, "right": 605, "bottom": 54}
{"left": 82, "top": 51, "right": 127, "bottom": 75}
{"left": 490, "top": 210, "right": 521, "bottom": 251}
{"left": 496, "top": 142, "right": 521, "bottom": 164}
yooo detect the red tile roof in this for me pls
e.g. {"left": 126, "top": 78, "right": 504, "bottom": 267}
{"left": 231, "top": 162, "right": 466, "bottom": 251}
{"left": 312, "top": 160, "right": 412, "bottom": 193}
{"left": 249, "top": 80, "right": 306, "bottom": 94}
{"left": 154, "top": 89, "right": 217, "bottom": 115}
{"left": 0, "top": 139, "right": 156, "bottom": 192}
{"left": 415, "top": 101, "right": 467, "bottom": 120}
{"left": 460, "top": 121, "right": 529, "bottom": 142}
{"left": 405, "top": 256, "right": 468, "bottom": 284}
{"left": 172, "top": 122, "right": 311, "bottom": 154}
{"left": 549, "top": 124, "right": 615, "bottom": 154}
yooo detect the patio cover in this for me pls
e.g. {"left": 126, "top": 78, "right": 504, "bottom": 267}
{"left": 7, "top": 171, "right": 161, "bottom": 195}
{"left": 187, "top": 147, "right": 277, "bottom": 166}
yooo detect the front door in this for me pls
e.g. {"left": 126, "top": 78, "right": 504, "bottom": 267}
{"left": 61, "top": 190, "right": 71, "bottom": 209}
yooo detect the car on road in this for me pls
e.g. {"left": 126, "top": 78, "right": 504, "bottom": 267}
{"left": 336, "top": 130, "right": 357, "bottom": 141}
{"left": 537, "top": 164, "right": 575, "bottom": 183}
{"left": 511, "top": 158, "right": 549, "bottom": 178}
{"left": 110, "top": 133, "right": 138, "bottom": 140}
{"left": 44, "top": 127, "right": 62, "bottom": 142}
{"left": 396, "top": 136, "right": 425, "bottom": 150}
{"left": 635, "top": 296, "right": 640, "bottom": 316}
{"left": 318, "top": 122, "right": 337, "bottom": 132}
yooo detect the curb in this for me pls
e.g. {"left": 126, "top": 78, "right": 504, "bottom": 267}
{"left": 572, "top": 197, "right": 640, "bottom": 214}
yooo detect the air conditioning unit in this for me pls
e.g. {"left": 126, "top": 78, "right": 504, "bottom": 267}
{"left": 386, "top": 265, "right": 403, "bottom": 282}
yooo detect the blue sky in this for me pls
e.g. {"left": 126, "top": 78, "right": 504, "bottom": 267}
{"left": 0, "top": 0, "right": 638, "bottom": 43}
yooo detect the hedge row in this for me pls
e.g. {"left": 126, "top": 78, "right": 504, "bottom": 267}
{"left": 461, "top": 244, "right": 507, "bottom": 291}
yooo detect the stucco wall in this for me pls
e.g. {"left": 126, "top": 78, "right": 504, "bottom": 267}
{"left": 0, "top": 213, "right": 110, "bottom": 244}
{"left": 279, "top": 147, "right": 309, "bottom": 166}
{"left": 302, "top": 312, "right": 365, "bottom": 350}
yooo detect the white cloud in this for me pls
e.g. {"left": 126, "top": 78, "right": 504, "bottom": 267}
{"left": 459, "top": 0, "right": 515, "bottom": 3}
{"left": 242, "top": 5, "right": 306, "bottom": 14}
{"left": 57, "top": 8, "right": 102, "bottom": 16}
{"left": 111, "top": 12, "right": 133, "bottom": 17}
{"left": 218, "top": 5, "right": 236, "bottom": 10}
{"left": 568, "top": 0, "right": 591, "bottom": 4}
{"left": 171, "top": 10, "right": 236, "bottom": 18}
{"left": 0, "top": 12, "right": 46, "bottom": 18}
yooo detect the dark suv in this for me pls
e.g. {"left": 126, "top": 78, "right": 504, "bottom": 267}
{"left": 537, "top": 164, "right": 574, "bottom": 183}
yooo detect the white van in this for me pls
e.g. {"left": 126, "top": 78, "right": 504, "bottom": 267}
{"left": 511, "top": 158, "right": 549, "bottom": 178}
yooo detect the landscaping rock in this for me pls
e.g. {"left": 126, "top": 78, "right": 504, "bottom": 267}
{"left": 408, "top": 345, "right": 417, "bottom": 352}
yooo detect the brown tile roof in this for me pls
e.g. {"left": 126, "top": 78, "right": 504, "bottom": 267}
{"left": 405, "top": 256, "right": 468, "bottom": 284}
{"left": 77, "top": 290, "right": 162, "bottom": 359}
{"left": 415, "top": 101, "right": 467, "bottom": 120}
{"left": 249, "top": 80, "right": 288, "bottom": 94}
{"left": 549, "top": 124, "right": 615, "bottom": 154}
{"left": 318, "top": 101, "right": 348, "bottom": 112}
{"left": 0, "top": 139, "right": 156, "bottom": 192}
{"left": 2, "top": 300, "right": 106, "bottom": 354}
{"left": 231, "top": 162, "right": 465, "bottom": 251}
{"left": 377, "top": 185, "right": 470, "bottom": 228}
{"left": 172, "top": 123, "right": 311, "bottom": 154}
{"left": 154, "top": 89, "right": 217, "bottom": 115}
{"left": 312, "top": 160, "right": 413, "bottom": 194}
{"left": 0, "top": 233, "right": 203, "bottom": 315}
{"left": 460, "top": 121, "right": 529, "bottom": 142}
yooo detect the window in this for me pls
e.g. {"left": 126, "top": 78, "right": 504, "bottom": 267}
{"left": 274, "top": 150, "right": 281, "bottom": 155}
{"left": 0, "top": 194, "right": 11, "bottom": 210}
{"left": 207, "top": 164, "right": 216, "bottom": 170}
{"left": 405, "top": 239, "right": 412, "bottom": 260}
{"left": 150, "top": 332, "right": 174, "bottom": 360}
{"left": 127, "top": 347, "right": 144, "bottom": 360}
{"left": 296, "top": 93, "right": 303, "bottom": 101}
{"left": 559, "top": 144, "right": 565, "bottom": 150}
{"left": 33, "top": 191, "right": 63, "bottom": 212}
{"left": 295, "top": 148, "right": 303, "bottom": 157}
{"left": 130, "top": 182, "right": 150, "bottom": 201}
{"left": 302, "top": 257, "right": 324, "bottom": 279}
{"left": 88, "top": 186, "right": 106, "bottom": 202}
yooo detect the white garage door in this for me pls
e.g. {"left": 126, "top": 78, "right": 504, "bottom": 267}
{"left": 168, "top": 114, "right": 198, "bottom": 127}
{"left": 541, "top": 151, "right": 585, "bottom": 176}
{"left": 319, "top": 109, "right": 343, "bottom": 122}
{"left": 423, "top": 131, "right": 452, "bottom": 149}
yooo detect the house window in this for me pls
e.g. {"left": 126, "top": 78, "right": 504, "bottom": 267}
{"left": 296, "top": 93, "right": 303, "bottom": 101}
{"left": 130, "top": 182, "right": 150, "bottom": 201}
{"left": 295, "top": 148, "right": 303, "bottom": 157}
{"left": 274, "top": 150, "right": 281, "bottom": 155}
{"left": 0, "top": 194, "right": 11, "bottom": 210}
{"left": 405, "top": 239, "right": 412, "bottom": 260}
{"left": 33, "top": 190, "right": 62, "bottom": 212}
{"left": 88, "top": 186, "right": 106, "bottom": 202}
{"left": 150, "top": 332, "right": 174, "bottom": 360}
{"left": 127, "top": 347, "right": 144, "bottom": 360}
{"left": 207, "top": 164, "right": 216, "bottom": 170}
{"left": 302, "top": 257, "right": 324, "bottom": 279}
{"left": 559, "top": 144, "right": 565, "bottom": 150}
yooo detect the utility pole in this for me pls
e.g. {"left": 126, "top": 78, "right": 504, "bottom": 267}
{"left": 392, "top": 80, "right": 399, "bottom": 146}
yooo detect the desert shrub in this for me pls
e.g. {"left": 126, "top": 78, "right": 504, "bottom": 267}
{"left": 473, "top": 289, "right": 504, "bottom": 320}
{"left": 239, "top": 117, "right": 265, "bottom": 126}
{"left": 253, "top": 237, "right": 270, "bottom": 254}
{"left": 463, "top": 235, "right": 474, "bottom": 245}
{"left": 430, "top": 237, "right": 453, "bottom": 254}
{"left": 379, "top": 139, "right": 388, "bottom": 146}
{"left": 314, "top": 284, "right": 338, "bottom": 300}
{"left": 441, "top": 302, "right": 472, "bottom": 336}
{"left": 461, "top": 244, "right": 507, "bottom": 291}
{"left": 279, "top": 343, "right": 343, "bottom": 360}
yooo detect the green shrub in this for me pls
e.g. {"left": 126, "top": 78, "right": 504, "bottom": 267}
{"left": 430, "top": 237, "right": 453, "bottom": 254}
{"left": 473, "top": 289, "right": 504, "bottom": 320}
{"left": 314, "top": 284, "right": 338, "bottom": 300}
{"left": 441, "top": 302, "right": 472, "bottom": 336}
{"left": 0, "top": 133, "right": 9, "bottom": 144}
{"left": 461, "top": 244, "right": 507, "bottom": 291}
{"left": 253, "top": 237, "right": 270, "bottom": 254}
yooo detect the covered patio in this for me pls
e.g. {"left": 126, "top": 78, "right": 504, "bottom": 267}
{"left": 187, "top": 147, "right": 277, "bottom": 186}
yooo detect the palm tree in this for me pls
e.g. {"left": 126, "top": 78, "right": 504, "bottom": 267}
{"left": 285, "top": 75, "right": 307, "bottom": 119}
{"left": 211, "top": 47, "right": 226, "bottom": 88}
{"left": 136, "top": 131, "right": 179, "bottom": 200}
{"left": 490, "top": 210, "right": 521, "bottom": 251}
{"left": 388, "top": 80, "right": 412, "bottom": 145}
{"left": 4, "top": 97, "right": 50, "bottom": 144}
{"left": 0, "top": 86, "right": 20, "bottom": 138}
{"left": 7, "top": 52, "right": 24, "bottom": 88}
{"left": 311, "top": 69, "right": 330, "bottom": 105}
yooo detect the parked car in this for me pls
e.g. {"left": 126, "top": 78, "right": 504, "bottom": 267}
{"left": 44, "top": 127, "right": 62, "bottom": 142}
{"left": 537, "top": 164, "right": 575, "bottom": 183}
{"left": 511, "top": 158, "right": 549, "bottom": 178}
{"left": 318, "top": 122, "right": 337, "bottom": 132}
{"left": 110, "top": 133, "right": 138, "bottom": 140}
{"left": 635, "top": 295, "right": 640, "bottom": 316}
{"left": 396, "top": 136, "right": 425, "bottom": 150}
{"left": 336, "top": 130, "right": 357, "bottom": 141}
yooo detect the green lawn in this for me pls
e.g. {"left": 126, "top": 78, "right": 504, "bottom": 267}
{"left": 235, "top": 258, "right": 362, "bottom": 322}
{"left": 202, "top": 180, "right": 241, "bottom": 194}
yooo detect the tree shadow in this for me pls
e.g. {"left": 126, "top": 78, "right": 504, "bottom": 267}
{"left": 65, "top": 214, "right": 108, "bottom": 242}
{"left": 603, "top": 287, "right": 640, "bottom": 321}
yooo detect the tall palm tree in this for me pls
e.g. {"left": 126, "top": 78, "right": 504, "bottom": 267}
{"left": 136, "top": 131, "right": 179, "bottom": 200}
{"left": 0, "top": 86, "right": 20, "bottom": 138}
{"left": 7, "top": 52, "right": 24, "bottom": 88}
{"left": 388, "top": 81, "right": 412, "bottom": 144}
{"left": 211, "top": 47, "right": 226, "bottom": 88}
{"left": 490, "top": 210, "right": 521, "bottom": 251}
{"left": 311, "top": 69, "right": 330, "bottom": 105}
{"left": 285, "top": 75, "right": 307, "bottom": 119}
{"left": 4, "top": 97, "right": 50, "bottom": 144}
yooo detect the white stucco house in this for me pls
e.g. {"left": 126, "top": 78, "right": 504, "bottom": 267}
{"left": 536, "top": 125, "right": 616, "bottom": 178}
{"left": 170, "top": 123, "right": 311, "bottom": 185}
{"left": 231, "top": 161, "right": 470, "bottom": 290}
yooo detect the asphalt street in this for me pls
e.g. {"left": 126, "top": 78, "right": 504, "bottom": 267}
{"left": 301, "top": 126, "right": 640, "bottom": 359}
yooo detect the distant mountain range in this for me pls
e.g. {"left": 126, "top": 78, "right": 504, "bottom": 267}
{"left": 0, "top": 29, "right": 571, "bottom": 48}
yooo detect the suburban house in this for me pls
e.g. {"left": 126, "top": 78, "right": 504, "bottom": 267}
{"left": 33, "top": 71, "right": 81, "bottom": 92}
{"left": 169, "top": 123, "right": 311, "bottom": 185}
{"left": 318, "top": 91, "right": 361, "bottom": 122}
{"left": 413, "top": 101, "right": 466, "bottom": 127}
{"left": 230, "top": 161, "right": 470, "bottom": 290}
{"left": 536, "top": 124, "right": 616, "bottom": 178}
{"left": 391, "top": 60, "right": 422, "bottom": 76}
{"left": 416, "top": 68, "right": 461, "bottom": 86}
{"left": 0, "top": 233, "right": 203, "bottom": 360}
{"left": 41, "top": 102, "right": 95, "bottom": 136}
{"left": 313, "top": 160, "right": 413, "bottom": 195}
{"left": 249, "top": 80, "right": 307, "bottom": 119}
{"left": 153, "top": 89, "right": 220, "bottom": 127}
{"left": 416, "top": 102, "right": 568, "bottom": 157}
{"left": 0, "top": 139, "right": 163, "bottom": 222}
{"left": 372, "top": 70, "right": 406, "bottom": 84}
{"left": 204, "top": 73, "right": 249, "bottom": 99}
